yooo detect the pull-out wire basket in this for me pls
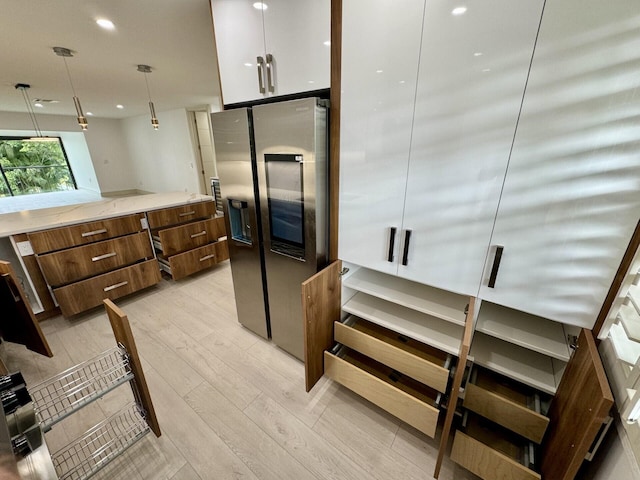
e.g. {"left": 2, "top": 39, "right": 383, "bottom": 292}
{"left": 30, "top": 346, "right": 133, "bottom": 431}
{"left": 52, "top": 403, "right": 150, "bottom": 480}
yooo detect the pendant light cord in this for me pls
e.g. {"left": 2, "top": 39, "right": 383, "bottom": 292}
{"left": 62, "top": 56, "right": 78, "bottom": 97}
{"left": 143, "top": 72, "right": 153, "bottom": 103}
{"left": 19, "top": 87, "right": 42, "bottom": 138}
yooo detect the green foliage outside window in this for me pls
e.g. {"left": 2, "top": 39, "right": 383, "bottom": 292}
{"left": 0, "top": 138, "right": 76, "bottom": 196}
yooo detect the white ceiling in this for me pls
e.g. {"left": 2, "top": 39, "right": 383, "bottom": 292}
{"left": 0, "top": 0, "right": 221, "bottom": 120}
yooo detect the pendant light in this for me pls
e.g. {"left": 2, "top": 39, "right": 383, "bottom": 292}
{"left": 53, "top": 47, "right": 88, "bottom": 131}
{"left": 14, "top": 83, "right": 43, "bottom": 139}
{"left": 137, "top": 65, "right": 159, "bottom": 130}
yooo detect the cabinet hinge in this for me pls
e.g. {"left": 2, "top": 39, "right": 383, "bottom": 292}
{"left": 339, "top": 267, "right": 349, "bottom": 277}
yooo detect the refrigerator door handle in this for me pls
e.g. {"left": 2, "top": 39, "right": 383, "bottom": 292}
{"left": 257, "top": 56, "right": 266, "bottom": 94}
{"left": 266, "top": 54, "right": 275, "bottom": 93}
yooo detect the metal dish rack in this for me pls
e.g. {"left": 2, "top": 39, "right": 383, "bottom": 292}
{"left": 28, "top": 300, "right": 160, "bottom": 480}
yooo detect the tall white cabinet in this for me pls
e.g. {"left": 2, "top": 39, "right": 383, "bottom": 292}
{"left": 337, "top": 0, "right": 424, "bottom": 275}
{"left": 399, "top": 0, "right": 545, "bottom": 296}
{"left": 210, "top": 0, "right": 330, "bottom": 105}
{"left": 478, "top": 0, "right": 640, "bottom": 327}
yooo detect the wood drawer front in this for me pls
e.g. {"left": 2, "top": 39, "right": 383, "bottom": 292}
{"left": 28, "top": 214, "right": 145, "bottom": 254}
{"left": 37, "top": 232, "right": 153, "bottom": 287}
{"left": 451, "top": 431, "right": 540, "bottom": 480}
{"left": 53, "top": 259, "right": 161, "bottom": 317}
{"left": 324, "top": 350, "right": 439, "bottom": 438}
{"left": 334, "top": 319, "right": 450, "bottom": 393}
{"left": 158, "top": 217, "right": 226, "bottom": 256}
{"left": 464, "top": 382, "right": 549, "bottom": 444}
{"left": 167, "top": 240, "right": 229, "bottom": 280}
{"left": 147, "top": 201, "right": 215, "bottom": 229}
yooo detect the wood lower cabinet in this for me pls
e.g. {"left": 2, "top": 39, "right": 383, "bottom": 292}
{"left": 149, "top": 201, "right": 228, "bottom": 280}
{"left": 27, "top": 214, "right": 160, "bottom": 317}
{"left": 53, "top": 260, "right": 161, "bottom": 317}
{"left": 303, "top": 261, "right": 614, "bottom": 479}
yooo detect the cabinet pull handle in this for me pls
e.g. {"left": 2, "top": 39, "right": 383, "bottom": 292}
{"left": 488, "top": 245, "right": 504, "bottom": 288}
{"left": 402, "top": 230, "right": 412, "bottom": 266}
{"left": 81, "top": 228, "right": 107, "bottom": 238}
{"left": 91, "top": 252, "right": 117, "bottom": 262}
{"left": 199, "top": 254, "right": 216, "bottom": 262}
{"left": 190, "top": 230, "right": 207, "bottom": 239}
{"left": 257, "top": 56, "right": 266, "bottom": 94}
{"left": 266, "top": 53, "right": 275, "bottom": 93}
{"left": 387, "top": 227, "right": 397, "bottom": 262}
{"left": 103, "top": 281, "right": 128, "bottom": 292}
{"left": 179, "top": 211, "right": 196, "bottom": 217}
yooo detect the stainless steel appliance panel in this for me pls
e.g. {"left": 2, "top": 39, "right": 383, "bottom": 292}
{"left": 211, "top": 108, "right": 269, "bottom": 339}
{"left": 253, "top": 98, "right": 328, "bottom": 359}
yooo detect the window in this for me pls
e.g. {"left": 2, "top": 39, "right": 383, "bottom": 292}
{"left": 0, "top": 137, "right": 76, "bottom": 197}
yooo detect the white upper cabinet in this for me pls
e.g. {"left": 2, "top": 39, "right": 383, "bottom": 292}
{"left": 211, "top": 0, "right": 330, "bottom": 105}
{"left": 478, "top": 0, "right": 640, "bottom": 327}
{"left": 398, "top": 0, "right": 545, "bottom": 296}
{"left": 338, "top": 0, "right": 425, "bottom": 275}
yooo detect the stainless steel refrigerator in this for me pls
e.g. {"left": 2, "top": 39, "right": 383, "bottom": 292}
{"left": 211, "top": 97, "right": 329, "bottom": 360}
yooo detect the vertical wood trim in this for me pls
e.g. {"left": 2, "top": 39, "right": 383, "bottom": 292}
{"left": 104, "top": 299, "right": 161, "bottom": 437}
{"left": 593, "top": 219, "right": 640, "bottom": 338}
{"left": 10, "top": 234, "right": 57, "bottom": 315}
{"left": 540, "top": 329, "right": 614, "bottom": 480}
{"left": 329, "top": 0, "right": 342, "bottom": 262}
{"left": 302, "top": 260, "right": 342, "bottom": 392}
{"left": 0, "top": 260, "right": 52, "bottom": 357}
{"left": 434, "top": 296, "right": 476, "bottom": 478}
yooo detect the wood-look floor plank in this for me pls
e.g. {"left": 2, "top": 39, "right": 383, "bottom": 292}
{"left": 170, "top": 463, "right": 203, "bottom": 480}
{"left": 201, "top": 331, "right": 336, "bottom": 428}
{"left": 127, "top": 435, "right": 187, "bottom": 480}
{"left": 185, "top": 382, "right": 318, "bottom": 480}
{"left": 244, "top": 393, "right": 372, "bottom": 480}
{"left": 145, "top": 366, "right": 259, "bottom": 480}
{"left": 313, "top": 406, "right": 425, "bottom": 480}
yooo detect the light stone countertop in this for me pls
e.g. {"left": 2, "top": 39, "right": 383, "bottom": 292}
{"left": 0, "top": 192, "right": 213, "bottom": 237}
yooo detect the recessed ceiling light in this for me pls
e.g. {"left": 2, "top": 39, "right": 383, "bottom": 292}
{"left": 244, "top": 63, "right": 253, "bottom": 67}
{"left": 116, "top": 104, "right": 124, "bottom": 109}
{"left": 308, "top": 80, "right": 315, "bottom": 84}
{"left": 376, "top": 70, "right": 383, "bottom": 74}
{"left": 96, "top": 18, "right": 115, "bottom": 30}
{"left": 452, "top": 6, "right": 467, "bottom": 15}
{"left": 34, "top": 103, "right": 44, "bottom": 108}
{"left": 86, "top": 112, "right": 94, "bottom": 116}
{"left": 474, "top": 52, "right": 483, "bottom": 57}
{"left": 323, "top": 41, "right": 331, "bottom": 46}
{"left": 399, "top": 80, "right": 406, "bottom": 84}
{"left": 253, "top": 2, "right": 267, "bottom": 10}
{"left": 482, "top": 68, "right": 491, "bottom": 73}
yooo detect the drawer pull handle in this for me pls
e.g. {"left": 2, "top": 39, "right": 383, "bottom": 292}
{"left": 387, "top": 227, "right": 397, "bottom": 262}
{"left": 81, "top": 228, "right": 107, "bottom": 238}
{"left": 91, "top": 252, "right": 117, "bottom": 262}
{"left": 179, "top": 211, "right": 196, "bottom": 217}
{"left": 488, "top": 245, "right": 504, "bottom": 288}
{"left": 103, "top": 281, "right": 128, "bottom": 292}
{"left": 199, "top": 254, "right": 216, "bottom": 262}
{"left": 190, "top": 230, "right": 207, "bottom": 239}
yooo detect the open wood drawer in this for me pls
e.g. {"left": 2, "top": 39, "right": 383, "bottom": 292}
{"left": 335, "top": 316, "right": 452, "bottom": 393}
{"left": 159, "top": 239, "right": 229, "bottom": 280}
{"left": 156, "top": 217, "right": 226, "bottom": 256}
{"left": 451, "top": 413, "right": 541, "bottom": 480}
{"left": 464, "top": 366, "right": 549, "bottom": 443}
{"left": 324, "top": 346, "right": 441, "bottom": 438}
{"left": 146, "top": 201, "right": 215, "bottom": 229}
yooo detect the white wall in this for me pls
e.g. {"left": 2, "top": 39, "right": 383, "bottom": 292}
{"left": 0, "top": 112, "right": 134, "bottom": 194}
{"left": 121, "top": 108, "right": 202, "bottom": 194}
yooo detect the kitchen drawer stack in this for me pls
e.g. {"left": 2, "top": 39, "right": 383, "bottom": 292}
{"left": 147, "top": 200, "right": 228, "bottom": 280}
{"left": 305, "top": 263, "right": 473, "bottom": 440}
{"left": 28, "top": 214, "right": 161, "bottom": 317}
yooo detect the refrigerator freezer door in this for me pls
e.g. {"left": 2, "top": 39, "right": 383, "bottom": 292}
{"left": 211, "top": 108, "right": 270, "bottom": 340}
{"left": 253, "top": 98, "right": 328, "bottom": 359}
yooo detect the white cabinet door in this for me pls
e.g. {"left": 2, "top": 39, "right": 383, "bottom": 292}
{"left": 262, "top": 0, "right": 330, "bottom": 96}
{"left": 479, "top": 0, "right": 640, "bottom": 327}
{"left": 399, "top": 0, "right": 545, "bottom": 296}
{"left": 211, "top": 0, "right": 266, "bottom": 105}
{"left": 338, "top": 0, "right": 425, "bottom": 275}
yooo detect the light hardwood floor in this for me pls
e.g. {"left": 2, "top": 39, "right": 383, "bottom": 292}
{"left": 3, "top": 262, "right": 480, "bottom": 480}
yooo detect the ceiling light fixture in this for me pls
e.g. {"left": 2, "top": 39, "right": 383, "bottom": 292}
{"left": 53, "top": 47, "right": 88, "bottom": 131}
{"left": 96, "top": 18, "right": 115, "bottom": 30}
{"left": 116, "top": 104, "right": 124, "bottom": 109}
{"left": 452, "top": 6, "right": 467, "bottom": 15}
{"left": 137, "top": 65, "right": 159, "bottom": 130}
{"left": 253, "top": 2, "right": 268, "bottom": 10}
{"left": 14, "top": 83, "right": 43, "bottom": 138}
